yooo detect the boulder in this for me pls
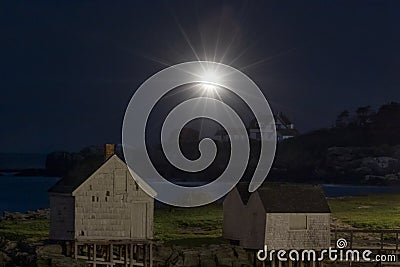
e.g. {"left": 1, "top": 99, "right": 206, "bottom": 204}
{"left": 182, "top": 250, "right": 199, "bottom": 266}
{"left": 36, "top": 244, "right": 63, "bottom": 256}
{"left": 200, "top": 258, "right": 217, "bottom": 267}
{"left": 0, "top": 251, "right": 12, "bottom": 267}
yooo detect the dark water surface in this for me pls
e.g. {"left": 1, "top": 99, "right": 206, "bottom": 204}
{"left": 0, "top": 176, "right": 60, "bottom": 214}
{"left": 1, "top": 176, "right": 400, "bottom": 214}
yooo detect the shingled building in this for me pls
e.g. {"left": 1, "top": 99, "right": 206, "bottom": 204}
{"left": 223, "top": 183, "right": 331, "bottom": 265}
{"left": 48, "top": 144, "right": 155, "bottom": 266}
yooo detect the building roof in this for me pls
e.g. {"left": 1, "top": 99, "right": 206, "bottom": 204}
{"left": 236, "top": 182, "right": 252, "bottom": 204}
{"left": 235, "top": 183, "right": 330, "bottom": 213}
{"left": 277, "top": 128, "right": 299, "bottom": 137}
{"left": 48, "top": 155, "right": 104, "bottom": 193}
{"left": 48, "top": 154, "right": 157, "bottom": 197}
{"left": 276, "top": 112, "right": 292, "bottom": 126}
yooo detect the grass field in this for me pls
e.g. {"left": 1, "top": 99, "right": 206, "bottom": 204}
{"left": 154, "top": 204, "right": 225, "bottom": 246}
{"left": 0, "top": 219, "right": 49, "bottom": 242}
{"left": 1, "top": 194, "right": 400, "bottom": 244}
{"left": 328, "top": 194, "right": 400, "bottom": 229}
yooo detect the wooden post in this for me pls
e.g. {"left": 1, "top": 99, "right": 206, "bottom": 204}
{"left": 74, "top": 242, "right": 78, "bottom": 260}
{"left": 271, "top": 256, "right": 276, "bottom": 267}
{"left": 130, "top": 244, "right": 133, "bottom": 267}
{"left": 350, "top": 231, "right": 353, "bottom": 249}
{"left": 110, "top": 243, "right": 114, "bottom": 265}
{"left": 119, "top": 244, "right": 123, "bottom": 261}
{"left": 143, "top": 244, "right": 148, "bottom": 267}
{"left": 149, "top": 243, "right": 153, "bottom": 267}
{"left": 93, "top": 243, "right": 97, "bottom": 267}
{"left": 334, "top": 224, "right": 338, "bottom": 243}
{"left": 124, "top": 244, "right": 128, "bottom": 267}
{"left": 380, "top": 232, "right": 384, "bottom": 250}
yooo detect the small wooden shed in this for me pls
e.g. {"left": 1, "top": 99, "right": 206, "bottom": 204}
{"left": 49, "top": 147, "right": 156, "bottom": 265}
{"left": 223, "top": 183, "right": 331, "bottom": 251}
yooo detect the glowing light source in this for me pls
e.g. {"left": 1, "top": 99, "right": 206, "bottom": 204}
{"left": 201, "top": 82, "right": 218, "bottom": 92}
{"left": 201, "top": 70, "right": 221, "bottom": 84}
{"left": 199, "top": 67, "right": 222, "bottom": 95}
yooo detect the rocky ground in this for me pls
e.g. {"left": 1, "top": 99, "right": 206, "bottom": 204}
{"left": 0, "top": 209, "right": 398, "bottom": 266}
{"left": 0, "top": 209, "right": 255, "bottom": 267}
{"left": 0, "top": 237, "right": 254, "bottom": 267}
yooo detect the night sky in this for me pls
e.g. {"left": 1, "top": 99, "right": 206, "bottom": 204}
{"left": 1, "top": 1, "right": 399, "bottom": 153}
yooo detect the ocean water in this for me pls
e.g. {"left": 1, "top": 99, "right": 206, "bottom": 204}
{"left": 0, "top": 176, "right": 60, "bottom": 215}
{"left": 1, "top": 176, "right": 400, "bottom": 214}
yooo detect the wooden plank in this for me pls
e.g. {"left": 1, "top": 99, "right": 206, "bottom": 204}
{"left": 74, "top": 242, "right": 78, "bottom": 260}
{"left": 93, "top": 243, "right": 97, "bottom": 267}
{"left": 350, "top": 231, "right": 353, "bottom": 249}
{"left": 130, "top": 244, "right": 133, "bottom": 267}
{"left": 110, "top": 243, "right": 114, "bottom": 264}
{"left": 124, "top": 244, "right": 128, "bottom": 267}
{"left": 143, "top": 244, "right": 147, "bottom": 267}
{"left": 149, "top": 243, "right": 153, "bottom": 267}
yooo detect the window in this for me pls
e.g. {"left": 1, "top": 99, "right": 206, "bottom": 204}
{"left": 92, "top": 196, "right": 95, "bottom": 202}
{"left": 289, "top": 215, "right": 307, "bottom": 230}
{"left": 106, "top": 191, "right": 110, "bottom": 196}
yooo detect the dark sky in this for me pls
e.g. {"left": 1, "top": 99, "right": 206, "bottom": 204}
{"left": 1, "top": 1, "right": 399, "bottom": 153}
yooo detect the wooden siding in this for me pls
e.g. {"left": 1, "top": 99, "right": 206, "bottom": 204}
{"left": 265, "top": 213, "right": 331, "bottom": 250}
{"left": 49, "top": 193, "right": 75, "bottom": 240}
{"left": 241, "top": 192, "right": 266, "bottom": 249}
{"left": 223, "top": 187, "right": 331, "bottom": 250}
{"left": 222, "top": 188, "right": 246, "bottom": 241}
{"left": 73, "top": 157, "right": 154, "bottom": 241}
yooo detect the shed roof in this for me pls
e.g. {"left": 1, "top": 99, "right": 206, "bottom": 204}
{"left": 48, "top": 155, "right": 104, "bottom": 193}
{"left": 236, "top": 183, "right": 330, "bottom": 213}
{"left": 236, "top": 182, "right": 252, "bottom": 204}
{"left": 277, "top": 128, "right": 299, "bottom": 137}
{"left": 48, "top": 155, "right": 156, "bottom": 197}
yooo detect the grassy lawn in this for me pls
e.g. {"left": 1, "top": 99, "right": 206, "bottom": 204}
{"left": 0, "top": 219, "right": 49, "bottom": 242}
{"left": 328, "top": 194, "right": 400, "bottom": 229}
{"left": 154, "top": 204, "right": 225, "bottom": 246}
{"left": 2, "top": 194, "right": 400, "bottom": 244}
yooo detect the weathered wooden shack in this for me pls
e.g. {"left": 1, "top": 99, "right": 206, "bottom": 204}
{"left": 49, "top": 145, "right": 156, "bottom": 266}
{"left": 223, "top": 183, "right": 331, "bottom": 264}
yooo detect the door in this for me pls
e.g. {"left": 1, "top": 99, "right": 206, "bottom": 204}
{"left": 131, "top": 202, "right": 147, "bottom": 239}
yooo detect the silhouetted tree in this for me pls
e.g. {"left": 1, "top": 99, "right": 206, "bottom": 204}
{"left": 374, "top": 102, "right": 400, "bottom": 128}
{"left": 355, "top": 105, "right": 375, "bottom": 126}
{"left": 335, "top": 110, "right": 350, "bottom": 128}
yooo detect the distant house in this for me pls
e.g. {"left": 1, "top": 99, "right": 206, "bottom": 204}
{"left": 214, "top": 128, "right": 249, "bottom": 142}
{"left": 49, "top": 144, "right": 156, "bottom": 266}
{"left": 223, "top": 183, "right": 331, "bottom": 263}
{"left": 249, "top": 112, "right": 299, "bottom": 142}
